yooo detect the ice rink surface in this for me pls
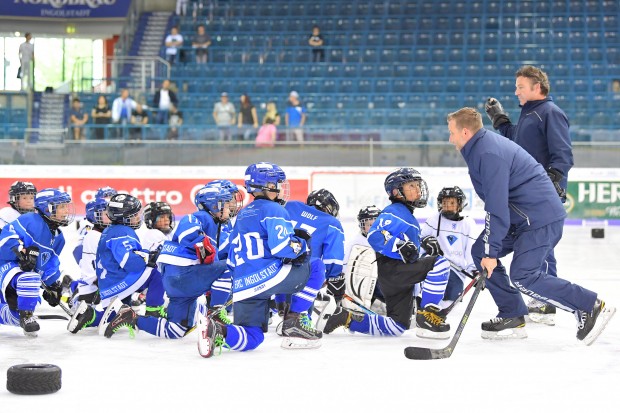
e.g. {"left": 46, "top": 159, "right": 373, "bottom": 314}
{"left": 1, "top": 224, "right": 618, "bottom": 412}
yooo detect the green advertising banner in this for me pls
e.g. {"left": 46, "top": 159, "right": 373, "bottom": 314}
{"left": 565, "top": 181, "right": 620, "bottom": 219}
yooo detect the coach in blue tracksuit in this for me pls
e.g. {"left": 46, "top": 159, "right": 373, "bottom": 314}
{"left": 446, "top": 107, "right": 614, "bottom": 345}
{"left": 484, "top": 66, "right": 573, "bottom": 299}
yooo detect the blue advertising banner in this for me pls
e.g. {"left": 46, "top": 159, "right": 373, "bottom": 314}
{"left": 0, "top": 0, "right": 132, "bottom": 19}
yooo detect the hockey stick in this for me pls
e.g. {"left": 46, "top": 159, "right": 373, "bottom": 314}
{"left": 439, "top": 275, "right": 479, "bottom": 317}
{"left": 38, "top": 314, "right": 69, "bottom": 320}
{"left": 449, "top": 262, "right": 476, "bottom": 280}
{"left": 404, "top": 270, "right": 486, "bottom": 360}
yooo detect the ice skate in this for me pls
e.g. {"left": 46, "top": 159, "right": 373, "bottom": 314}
{"left": 197, "top": 313, "right": 227, "bottom": 358}
{"left": 576, "top": 299, "right": 616, "bottom": 346}
{"left": 281, "top": 312, "right": 322, "bottom": 349}
{"left": 481, "top": 316, "right": 527, "bottom": 340}
{"left": 416, "top": 304, "right": 450, "bottom": 340}
{"left": 104, "top": 305, "right": 138, "bottom": 338}
{"left": 527, "top": 298, "right": 556, "bottom": 326}
{"left": 97, "top": 297, "right": 124, "bottom": 336}
{"left": 67, "top": 301, "right": 96, "bottom": 333}
{"left": 19, "top": 310, "right": 39, "bottom": 337}
{"left": 316, "top": 306, "right": 362, "bottom": 334}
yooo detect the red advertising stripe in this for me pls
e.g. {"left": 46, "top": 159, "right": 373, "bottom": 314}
{"left": 0, "top": 178, "right": 309, "bottom": 217}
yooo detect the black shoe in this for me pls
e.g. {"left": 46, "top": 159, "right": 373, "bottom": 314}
{"left": 67, "top": 301, "right": 96, "bottom": 334}
{"left": 19, "top": 310, "right": 40, "bottom": 336}
{"left": 576, "top": 298, "right": 616, "bottom": 345}
{"left": 416, "top": 304, "right": 450, "bottom": 339}
{"left": 481, "top": 316, "right": 527, "bottom": 340}
{"left": 104, "top": 305, "right": 138, "bottom": 338}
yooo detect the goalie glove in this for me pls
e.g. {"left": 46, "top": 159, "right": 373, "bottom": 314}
{"left": 421, "top": 235, "right": 444, "bottom": 256}
{"left": 195, "top": 237, "right": 216, "bottom": 265}
{"left": 326, "top": 273, "right": 345, "bottom": 303}
{"left": 546, "top": 167, "right": 567, "bottom": 202}
{"left": 42, "top": 280, "right": 63, "bottom": 307}
{"left": 484, "top": 97, "right": 511, "bottom": 129}
{"left": 396, "top": 240, "right": 418, "bottom": 264}
{"left": 16, "top": 245, "right": 39, "bottom": 272}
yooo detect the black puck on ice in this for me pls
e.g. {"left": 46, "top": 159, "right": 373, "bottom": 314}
{"left": 6, "top": 364, "right": 62, "bottom": 395}
{"left": 591, "top": 228, "right": 605, "bottom": 239}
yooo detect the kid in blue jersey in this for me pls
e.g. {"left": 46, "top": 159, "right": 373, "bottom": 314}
{"left": 275, "top": 189, "right": 344, "bottom": 316}
{"left": 317, "top": 168, "right": 451, "bottom": 339}
{"left": 0, "top": 188, "right": 74, "bottom": 336}
{"left": 198, "top": 162, "right": 323, "bottom": 358}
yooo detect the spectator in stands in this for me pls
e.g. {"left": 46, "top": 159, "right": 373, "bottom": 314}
{"left": 111, "top": 88, "right": 137, "bottom": 138}
{"left": 130, "top": 104, "right": 149, "bottom": 140}
{"left": 192, "top": 25, "right": 212, "bottom": 65}
{"left": 237, "top": 94, "right": 258, "bottom": 140}
{"left": 484, "top": 65, "right": 573, "bottom": 322}
{"left": 255, "top": 118, "right": 277, "bottom": 148}
{"left": 612, "top": 79, "right": 620, "bottom": 95}
{"left": 165, "top": 27, "right": 184, "bottom": 65}
{"left": 167, "top": 104, "right": 184, "bottom": 140}
{"left": 213, "top": 92, "right": 236, "bottom": 141}
{"left": 70, "top": 98, "right": 88, "bottom": 140}
{"left": 91, "top": 95, "right": 111, "bottom": 140}
{"left": 18, "top": 33, "right": 34, "bottom": 90}
{"left": 308, "top": 26, "right": 325, "bottom": 63}
{"left": 153, "top": 79, "right": 179, "bottom": 124}
{"left": 285, "top": 91, "right": 306, "bottom": 142}
{"left": 263, "top": 101, "right": 281, "bottom": 126}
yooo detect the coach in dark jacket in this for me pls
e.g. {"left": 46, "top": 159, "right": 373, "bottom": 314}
{"left": 446, "top": 107, "right": 613, "bottom": 345}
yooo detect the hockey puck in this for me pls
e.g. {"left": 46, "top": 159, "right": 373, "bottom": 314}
{"left": 591, "top": 228, "right": 605, "bottom": 239}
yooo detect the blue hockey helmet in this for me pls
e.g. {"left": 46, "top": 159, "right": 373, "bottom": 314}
{"left": 207, "top": 179, "right": 243, "bottom": 216}
{"left": 144, "top": 201, "right": 175, "bottom": 234}
{"left": 194, "top": 185, "right": 233, "bottom": 222}
{"left": 8, "top": 181, "right": 37, "bottom": 213}
{"left": 437, "top": 186, "right": 468, "bottom": 220}
{"left": 106, "top": 193, "right": 142, "bottom": 229}
{"left": 307, "top": 189, "right": 340, "bottom": 217}
{"left": 35, "top": 188, "right": 75, "bottom": 226}
{"left": 85, "top": 197, "right": 110, "bottom": 227}
{"left": 95, "top": 186, "right": 117, "bottom": 200}
{"left": 384, "top": 167, "right": 429, "bottom": 208}
{"left": 244, "top": 162, "right": 289, "bottom": 204}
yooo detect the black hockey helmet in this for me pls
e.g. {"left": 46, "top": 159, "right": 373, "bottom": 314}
{"left": 144, "top": 201, "right": 175, "bottom": 234}
{"left": 9, "top": 181, "right": 37, "bottom": 213}
{"left": 106, "top": 194, "right": 142, "bottom": 229}
{"left": 357, "top": 205, "right": 381, "bottom": 236}
{"left": 437, "top": 186, "right": 467, "bottom": 220}
{"left": 307, "top": 189, "right": 339, "bottom": 217}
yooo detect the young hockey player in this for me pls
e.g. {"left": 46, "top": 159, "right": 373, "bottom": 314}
{"left": 198, "top": 162, "right": 323, "bottom": 357}
{"left": 420, "top": 186, "right": 479, "bottom": 310}
{"left": 317, "top": 168, "right": 451, "bottom": 339}
{"left": 0, "top": 181, "right": 37, "bottom": 231}
{"left": 0, "top": 188, "right": 74, "bottom": 336}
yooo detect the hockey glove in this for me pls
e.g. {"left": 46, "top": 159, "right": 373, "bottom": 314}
{"left": 17, "top": 245, "right": 39, "bottom": 272}
{"left": 396, "top": 240, "right": 419, "bottom": 264}
{"left": 421, "top": 235, "right": 444, "bottom": 256}
{"left": 284, "top": 251, "right": 309, "bottom": 267}
{"left": 484, "top": 97, "right": 511, "bottom": 129}
{"left": 546, "top": 167, "right": 567, "bottom": 202}
{"left": 147, "top": 246, "right": 162, "bottom": 268}
{"left": 293, "top": 228, "right": 311, "bottom": 241}
{"left": 42, "top": 281, "right": 63, "bottom": 307}
{"left": 326, "top": 273, "right": 346, "bottom": 304}
{"left": 195, "top": 237, "right": 216, "bottom": 265}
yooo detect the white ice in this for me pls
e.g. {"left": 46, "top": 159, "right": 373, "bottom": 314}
{"left": 1, "top": 224, "right": 618, "bottom": 412}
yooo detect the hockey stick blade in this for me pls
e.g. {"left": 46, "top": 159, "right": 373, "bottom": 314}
{"left": 404, "top": 271, "right": 486, "bottom": 360}
{"left": 38, "top": 315, "right": 70, "bottom": 320}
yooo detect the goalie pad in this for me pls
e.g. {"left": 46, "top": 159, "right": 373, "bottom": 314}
{"left": 344, "top": 245, "right": 378, "bottom": 310}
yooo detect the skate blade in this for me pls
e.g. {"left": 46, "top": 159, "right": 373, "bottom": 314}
{"left": 23, "top": 330, "right": 38, "bottom": 338}
{"left": 276, "top": 321, "right": 284, "bottom": 336}
{"left": 481, "top": 328, "right": 528, "bottom": 340}
{"left": 583, "top": 306, "right": 616, "bottom": 346}
{"left": 98, "top": 297, "right": 123, "bottom": 336}
{"left": 281, "top": 336, "right": 322, "bottom": 350}
{"left": 415, "top": 328, "right": 450, "bottom": 340}
{"left": 67, "top": 301, "right": 88, "bottom": 333}
{"left": 196, "top": 315, "right": 214, "bottom": 358}
{"left": 527, "top": 313, "right": 556, "bottom": 326}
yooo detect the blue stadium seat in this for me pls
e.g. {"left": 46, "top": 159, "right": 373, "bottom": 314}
{"left": 452, "top": 17, "right": 466, "bottom": 31}
{"left": 339, "top": 80, "right": 354, "bottom": 93}
{"left": 398, "top": 49, "right": 413, "bottom": 62}
{"left": 361, "top": 49, "right": 378, "bottom": 63}
{"left": 415, "top": 48, "right": 430, "bottom": 62}
{"left": 450, "top": 32, "right": 464, "bottom": 45}
{"left": 377, "top": 65, "right": 393, "bottom": 77}
{"left": 357, "top": 79, "right": 372, "bottom": 94}
{"left": 432, "top": 49, "right": 446, "bottom": 62}
{"left": 394, "top": 65, "right": 410, "bottom": 77}
{"left": 464, "top": 80, "right": 478, "bottom": 93}
{"left": 447, "top": 64, "right": 462, "bottom": 77}
{"left": 381, "top": 49, "right": 396, "bottom": 63}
